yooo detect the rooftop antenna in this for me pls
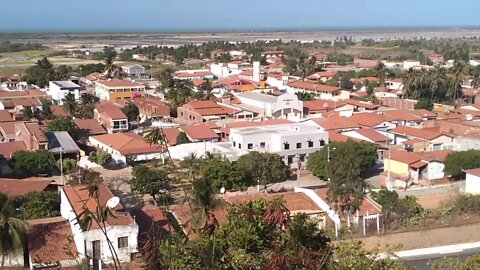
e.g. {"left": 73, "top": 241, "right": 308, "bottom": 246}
{"left": 106, "top": 196, "right": 120, "bottom": 209}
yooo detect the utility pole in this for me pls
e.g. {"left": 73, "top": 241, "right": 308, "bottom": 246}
{"left": 60, "top": 147, "right": 64, "bottom": 185}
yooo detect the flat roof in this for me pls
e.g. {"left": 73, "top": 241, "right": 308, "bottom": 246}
{"left": 236, "top": 91, "right": 278, "bottom": 103}
{"left": 46, "top": 131, "right": 80, "bottom": 153}
{"left": 231, "top": 123, "right": 324, "bottom": 136}
{"left": 51, "top": 81, "right": 80, "bottom": 88}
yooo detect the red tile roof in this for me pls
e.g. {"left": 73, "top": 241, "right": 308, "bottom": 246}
{"left": 312, "top": 117, "right": 358, "bottom": 131}
{"left": 390, "top": 125, "right": 443, "bottom": 140}
{"left": 91, "top": 133, "right": 164, "bottom": 155}
{"left": 74, "top": 119, "right": 107, "bottom": 135}
{"left": 161, "top": 127, "right": 181, "bottom": 145}
{"left": 303, "top": 99, "right": 347, "bottom": 113}
{"left": 62, "top": 185, "right": 134, "bottom": 228}
{"left": 0, "top": 177, "right": 51, "bottom": 197}
{"left": 343, "top": 99, "right": 380, "bottom": 110}
{"left": 0, "top": 141, "right": 27, "bottom": 160}
{"left": 350, "top": 113, "right": 387, "bottom": 128}
{"left": 96, "top": 101, "right": 127, "bottom": 120}
{"left": 175, "top": 71, "right": 213, "bottom": 78}
{"left": 465, "top": 168, "right": 480, "bottom": 177}
{"left": 410, "top": 109, "right": 437, "bottom": 119}
{"left": 354, "top": 128, "right": 390, "bottom": 143}
{"left": 181, "top": 124, "right": 219, "bottom": 140}
{"left": 388, "top": 151, "right": 421, "bottom": 165}
{"left": 314, "top": 188, "right": 381, "bottom": 216}
{"left": 328, "top": 131, "right": 351, "bottom": 142}
{"left": 287, "top": 80, "right": 341, "bottom": 93}
{"left": 24, "top": 122, "right": 47, "bottom": 143}
{"left": 0, "top": 121, "right": 16, "bottom": 136}
{"left": 28, "top": 217, "right": 77, "bottom": 265}
{"left": 0, "top": 110, "right": 13, "bottom": 122}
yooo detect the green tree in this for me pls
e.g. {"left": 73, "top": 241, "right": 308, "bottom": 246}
{"left": 333, "top": 241, "right": 408, "bottom": 269}
{"left": 40, "top": 98, "right": 53, "bottom": 120}
{"left": 295, "top": 91, "right": 315, "bottom": 101}
{"left": 199, "top": 155, "right": 245, "bottom": 190}
{"left": 444, "top": 150, "right": 480, "bottom": 179}
{"left": 370, "top": 187, "right": 399, "bottom": 206}
{"left": 176, "top": 132, "right": 190, "bottom": 145}
{"left": 89, "top": 151, "right": 112, "bottom": 167}
{"left": 236, "top": 151, "right": 290, "bottom": 191}
{"left": 414, "top": 98, "right": 434, "bottom": 111}
{"left": 130, "top": 165, "right": 171, "bottom": 204}
{"left": 307, "top": 140, "right": 377, "bottom": 180}
{"left": 16, "top": 191, "right": 60, "bottom": 219}
{"left": 121, "top": 103, "right": 140, "bottom": 122}
{"left": 0, "top": 193, "right": 27, "bottom": 268}
{"left": 62, "top": 92, "right": 77, "bottom": 115}
{"left": 449, "top": 60, "right": 468, "bottom": 101}
{"left": 46, "top": 116, "right": 77, "bottom": 136}
{"left": 11, "top": 150, "right": 55, "bottom": 176}
{"left": 21, "top": 106, "right": 33, "bottom": 120}
{"left": 327, "top": 143, "right": 368, "bottom": 215}
{"left": 57, "top": 158, "right": 77, "bottom": 173}
{"left": 374, "top": 61, "right": 387, "bottom": 86}
{"left": 22, "top": 57, "right": 57, "bottom": 87}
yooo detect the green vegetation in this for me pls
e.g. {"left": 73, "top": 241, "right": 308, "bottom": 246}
{"left": 46, "top": 116, "right": 77, "bottom": 137}
{"left": 88, "top": 151, "right": 112, "bottom": 167}
{"left": 176, "top": 132, "right": 190, "bottom": 145}
{"left": 199, "top": 155, "right": 246, "bottom": 190}
{"left": 307, "top": 140, "right": 378, "bottom": 180}
{"left": 14, "top": 191, "right": 60, "bottom": 220}
{"left": 0, "top": 193, "right": 27, "bottom": 268}
{"left": 0, "top": 41, "right": 44, "bottom": 53}
{"left": 121, "top": 103, "right": 140, "bottom": 122}
{"left": 130, "top": 165, "right": 171, "bottom": 204}
{"left": 444, "top": 150, "right": 480, "bottom": 179}
{"left": 414, "top": 98, "right": 434, "bottom": 111}
{"left": 11, "top": 150, "right": 55, "bottom": 176}
{"left": 57, "top": 158, "right": 77, "bottom": 173}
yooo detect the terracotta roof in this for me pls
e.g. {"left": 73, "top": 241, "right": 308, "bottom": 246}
{"left": 91, "top": 133, "right": 164, "bottom": 155}
{"left": 419, "top": 150, "right": 453, "bottom": 162}
{"left": 410, "top": 160, "right": 428, "bottom": 169}
{"left": 314, "top": 188, "right": 381, "bottom": 216}
{"left": 175, "top": 71, "right": 213, "bottom": 78}
{"left": 181, "top": 124, "right": 219, "bottom": 140}
{"left": 191, "top": 78, "right": 206, "bottom": 87}
{"left": 383, "top": 110, "right": 422, "bottom": 122}
{"left": 96, "top": 79, "right": 143, "bottom": 88}
{"left": 390, "top": 125, "right": 442, "bottom": 140}
{"left": 287, "top": 80, "right": 341, "bottom": 93}
{"left": 131, "top": 205, "right": 173, "bottom": 245}
{"left": 62, "top": 185, "right": 134, "bottom": 228}
{"left": 351, "top": 77, "right": 380, "bottom": 83}
{"left": 131, "top": 97, "right": 170, "bottom": 118}
{"left": 161, "top": 127, "right": 181, "bottom": 145}
{"left": 312, "top": 117, "right": 358, "bottom": 131}
{"left": 410, "top": 109, "right": 437, "bottom": 119}
{"left": 350, "top": 113, "right": 387, "bottom": 127}
{"left": 96, "top": 101, "right": 127, "bottom": 120}
{"left": 306, "top": 71, "right": 336, "bottom": 80}
{"left": 0, "top": 177, "right": 51, "bottom": 197}
{"left": 354, "top": 128, "right": 390, "bottom": 143}
{"left": 0, "top": 89, "right": 46, "bottom": 99}
{"left": 303, "top": 99, "right": 346, "bottom": 112}
{"left": 28, "top": 217, "right": 78, "bottom": 265}
{"left": 24, "top": 122, "right": 47, "bottom": 143}
{"left": 328, "top": 131, "right": 351, "bottom": 142}
{"left": 388, "top": 150, "right": 421, "bottom": 165}
{"left": 0, "top": 110, "right": 13, "bottom": 122}
{"left": 225, "top": 192, "right": 321, "bottom": 213}
{"left": 0, "top": 141, "right": 27, "bottom": 160}
{"left": 51, "top": 105, "right": 72, "bottom": 118}
{"left": 465, "top": 168, "right": 480, "bottom": 177}
{"left": 74, "top": 119, "right": 107, "bottom": 136}
{"left": 0, "top": 121, "right": 16, "bottom": 136}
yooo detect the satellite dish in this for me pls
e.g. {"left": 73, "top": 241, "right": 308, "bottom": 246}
{"left": 106, "top": 197, "right": 120, "bottom": 209}
{"left": 220, "top": 187, "right": 226, "bottom": 195}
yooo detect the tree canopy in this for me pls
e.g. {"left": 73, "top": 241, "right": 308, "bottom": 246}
{"left": 236, "top": 151, "right": 290, "bottom": 190}
{"left": 444, "top": 150, "right": 480, "bottom": 179}
{"left": 11, "top": 150, "right": 55, "bottom": 176}
{"left": 121, "top": 103, "right": 140, "bottom": 122}
{"left": 130, "top": 165, "right": 171, "bottom": 204}
{"left": 199, "top": 155, "right": 245, "bottom": 190}
{"left": 14, "top": 191, "right": 60, "bottom": 220}
{"left": 46, "top": 116, "right": 77, "bottom": 136}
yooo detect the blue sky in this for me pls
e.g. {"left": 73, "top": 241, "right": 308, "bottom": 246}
{"left": 0, "top": 0, "right": 479, "bottom": 32}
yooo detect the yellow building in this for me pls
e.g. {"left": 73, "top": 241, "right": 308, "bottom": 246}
{"left": 95, "top": 79, "right": 145, "bottom": 101}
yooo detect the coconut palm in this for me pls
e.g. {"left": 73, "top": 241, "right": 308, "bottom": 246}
{"left": 429, "top": 66, "right": 447, "bottom": 101}
{"left": 0, "top": 193, "right": 27, "bottom": 268}
{"left": 188, "top": 176, "right": 223, "bottom": 236}
{"left": 62, "top": 92, "right": 77, "bottom": 115}
{"left": 450, "top": 60, "right": 468, "bottom": 101}
{"left": 470, "top": 66, "right": 480, "bottom": 89}
{"left": 374, "top": 61, "right": 387, "bottom": 86}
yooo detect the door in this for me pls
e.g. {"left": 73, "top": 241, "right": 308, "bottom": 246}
{"left": 92, "top": 240, "right": 101, "bottom": 270}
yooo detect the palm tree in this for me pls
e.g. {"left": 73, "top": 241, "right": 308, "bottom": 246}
{"left": 0, "top": 193, "right": 27, "bottom": 268}
{"left": 181, "top": 153, "right": 201, "bottom": 183}
{"left": 188, "top": 176, "right": 223, "bottom": 236}
{"left": 450, "top": 60, "right": 468, "bottom": 102}
{"left": 429, "top": 66, "right": 447, "bottom": 101}
{"left": 21, "top": 106, "right": 33, "bottom": 120}
{"left": 63, "top": 92, "right": 77, "bottom": 115}
{"left": 470, "top": 66, "right": 480, "bottom": 89}
{"left": 374, "top": 61, "right": 387, "bottom": 86}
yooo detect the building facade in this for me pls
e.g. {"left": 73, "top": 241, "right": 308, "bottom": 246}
{"left": 49, "top": 81, "right": 81, "bottom": 104}
{"left": 95, "top": 79, "right": 145, "bottom": 101}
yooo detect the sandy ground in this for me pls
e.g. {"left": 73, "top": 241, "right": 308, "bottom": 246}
{"left": 360, "top": 222, "right": 480, "bottom": 251}
{"left": 416, "top": 193, "right": 457, "bottom": 210}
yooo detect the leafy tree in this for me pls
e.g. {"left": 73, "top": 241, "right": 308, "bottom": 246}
{"left": 370, "top": 187, "right": 399, "bottom": 206}
{"left": 16, "top": 191, "right": 60, "bottom": 220}
{"left": 327, "top": 142, "right": 368, "bottom": 215}
{"left": 295, "top": 91, "right": 315, "bottom": 101}
{"left": 0, "top": 193, "right": 27, "bottom": 268}
{"left": 22, "top": 57, "right": 57, "bottom": 87}
{"left": 176, "top": 132, "right": 190, "bottom": 145}
{"left": 46, "top": 116, "right": 77, "bottom": 136}
{"left": 333, "top": 241, "right": 408, "bottom": 269}
{"left": 121, "top": 103, "right": 140, "bottom": 122}
{"left": 88, "top": 151, "right": 112, "bottom": 167}
{"left": 57, "top": 158, "right": 77, "bottom": 173}
{"left": 414, "top": 98, "right": 434, "bottom": 111}
{"left": 449, "top": 60, "right": 468, "bottom": 101}
{"left": 62, "top": 92, "right": 77, "bottom": 115}
{"left": 21, "top": 106, "right": 33, "bottom": 120}
{"left": 67, "top": 167, "right": 103, "bottom": 186}
{"left": 375, "top": 61, "right": 388, "bottom": 85}
{"left": 444, "top": 150, "right": 480, "bottom": 179}
{"left": 236, "top": 151, "right": 290, "bottom": 191}
{"left": 199, "top": 155, "right": 245, "bottom": 190}
{"left": 39, "top": 98, "right": 53, "bottom": 120}
{"left": 11, "top": 150, "right": 55, "bottom": 176}
{"left": 307, "top": 140, "right": 377, "bottom": 179}
{"left": 130, "top": 165, "right": 171, "bottom": 204}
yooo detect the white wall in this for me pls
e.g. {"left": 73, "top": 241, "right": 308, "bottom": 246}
{"left": 427, "top": 161, "right": 445, "bottom": 180}
{"left": 466, "top": 173, "right": 480, "bottom": 194}
{"left": 49, "top": 82, "right": 80, "bottom": 104}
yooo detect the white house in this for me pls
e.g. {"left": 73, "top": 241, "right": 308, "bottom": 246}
{"left": 48, "top": 81, "right": 80, "bottom": 104}
{"left": 121, "top": 64, "right": 145, "bottom": 77}
{"left": 465, "top": 168, "right": 480, "bottom": 194}
{"left": 60, "top": 185, "right": 138, "bottom": 266}
{"left": 403, "top": 59, "right": 421, "bottom": 70}
{"left": 229, "top": 122, "right": 329, "bottom": 166}
{"left": 235, "top": 92, "right": 304, "bottom": 120}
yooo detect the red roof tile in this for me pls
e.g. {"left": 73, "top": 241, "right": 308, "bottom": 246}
{"left": 96, "top": 101, "right": 127, "bottom": 120}
{"left": 0, "top": 141, "right": 27, "bottom": 160}
{"left": 181, "top": 124, "right": 219, "bottom": 140}
{"left": 390, "top": 125, "right": 442, "bottom": 140}
{"left": 287, "top": 80, "right": 341, "bottom": 93}
{"left": 0, "top": 177, "right": 51, "bottom": 197}
{"left": 354, "top": 128, "right": 390, "bottom": 143}
{"left": 91, "top": 133, "right": 164, "bottom": 155}
{"left": 0, "top": 110, "right": 13, "bottom": 122}
{"left": 74, "top": 119, "right": 107, "bottom": 135}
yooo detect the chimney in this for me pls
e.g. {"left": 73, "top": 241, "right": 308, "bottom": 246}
{"left": 253, "top": 61, "right": 260, "bottom": 83}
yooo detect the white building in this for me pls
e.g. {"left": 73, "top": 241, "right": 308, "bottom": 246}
{"left": 229, "top": 122, "right": 329, "bottom": 165}
{"left": 403, "top": 59, "right": 421, "bottom": 70}
{"left": 60, "top": 185, "right": 139, "bottom": 266}
{"left": 465, "top": 168, "right": 480, "bottom": 194}
{"left": 235, "top": 92, "right": 304, "bottom": 120}
{"left": 121, "top": 64, "right": 145, "bottom": 77}
{"left": 48, "top": 81, "right": 80, "bottom": 104}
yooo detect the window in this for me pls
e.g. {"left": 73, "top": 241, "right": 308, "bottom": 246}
{"left": 238, "top": 143, "right": 242, "bottom": 149}
{"left": 308, "top": 141, "right": 314, "bottom": 148}
{"left": 260, "top": 142, "right": 266, "bottom": 148}
{"left": 296, "top": 142, "right": 302, "bottom": 149}
{"left": 319, "top": 139, "right": 325, "bottom": 146}
{"left": 284, "top": 143, "right": 290, "bottom": 150}
{"left": 233, "top": 141, "right": 236, "bottom": 147}
{"left": 247, "top": 143, "right": 253, "bottom": 149}
{"left": 118, "top": 237, "right": 128, "bottom": 249}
